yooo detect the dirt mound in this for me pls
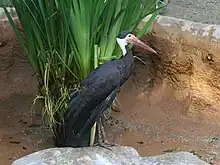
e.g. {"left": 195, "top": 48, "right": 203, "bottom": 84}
{"left": 137, "top": 24, "right": 220, "bottom": 120}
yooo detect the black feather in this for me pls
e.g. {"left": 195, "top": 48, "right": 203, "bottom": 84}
{"left": 54, "top": 49, "right": 134, "bottom": 147}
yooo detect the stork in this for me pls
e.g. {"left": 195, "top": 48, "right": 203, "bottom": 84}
{"left": 54, "top": 31, "right": 157, "bottom": 148}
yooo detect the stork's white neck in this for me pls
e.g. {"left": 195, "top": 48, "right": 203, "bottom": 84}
{"left": 116, "top": 38, "right": 127, "bottom": 56}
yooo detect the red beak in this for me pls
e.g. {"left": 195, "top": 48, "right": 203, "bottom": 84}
{"left": 130, "top": 36, "right": 157, "bottom": 54}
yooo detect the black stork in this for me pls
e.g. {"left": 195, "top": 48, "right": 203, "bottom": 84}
{"left": 54, "top": 31, "right": 157, "bottom": 148}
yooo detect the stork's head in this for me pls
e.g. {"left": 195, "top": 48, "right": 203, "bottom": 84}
{"left": 116, "top": 31, "right": 157, "bottom": 56}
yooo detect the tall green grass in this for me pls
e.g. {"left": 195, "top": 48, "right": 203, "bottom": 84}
{"left": 3, "top": 0, "right": 166, "bottom": 133}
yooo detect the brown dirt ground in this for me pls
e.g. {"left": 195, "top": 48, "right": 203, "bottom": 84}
{"left": 1, "top": 21, "right": 220, "bottom": 165}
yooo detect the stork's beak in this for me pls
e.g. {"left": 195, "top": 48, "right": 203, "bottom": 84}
{"left": 130, "top": 35, "right": 157, "bottom": 54}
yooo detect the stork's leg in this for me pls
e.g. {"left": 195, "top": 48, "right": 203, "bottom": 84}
{"left": 99, "top": 115, "right": 108, "bottom": 144}
{"left": 79, "top": 88, "right": 119, "bottom": 137}
{"left": 95, "top": 116, "right": 118, "bottom": 149}
{"left": 96, "top": 119, "right": 103, "bottom": 143}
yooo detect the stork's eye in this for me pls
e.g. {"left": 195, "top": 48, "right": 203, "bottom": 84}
{"left": 127, "top": 34, "right": 132, "bottom": 38}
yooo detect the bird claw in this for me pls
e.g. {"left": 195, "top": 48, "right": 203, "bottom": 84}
{"left": 94, "top": 140, "right": 118, "bottom": 151}
{"left": 95, "top": 117, "right": 119, "bottom": 150}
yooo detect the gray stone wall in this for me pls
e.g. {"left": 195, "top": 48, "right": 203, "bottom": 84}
{"left": 1, "top": 0, "right": 220, "bottom": 24}
{"left": 163, "top": 0, "right": 220, "bottom": 24}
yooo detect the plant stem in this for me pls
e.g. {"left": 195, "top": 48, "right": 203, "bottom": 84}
{"left": 90, "top": 45, "right": 99, "bottom": 147}
{"left": 90, "top": 122, "right": 97, "bottom": 146}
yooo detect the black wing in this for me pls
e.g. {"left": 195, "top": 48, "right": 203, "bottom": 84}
{"left": 77, "top": 87, "right": 119, "bottom": 136}
{"left": 64, "top": 65, "right": 120, "bottom": 133}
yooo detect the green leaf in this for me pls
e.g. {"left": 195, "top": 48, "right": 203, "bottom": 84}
{"left": 3, "top": 0, "right": 165, "bottom": 132}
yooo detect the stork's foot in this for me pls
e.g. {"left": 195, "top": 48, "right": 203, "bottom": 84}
{"left": 102, "top": 140, "right": 119, "bottom": 147}
{"left": 94, "top": 117, "right": 118, "bottom": 150}
{"left": 94, "top": 140, "right": 118, "bottom": 151}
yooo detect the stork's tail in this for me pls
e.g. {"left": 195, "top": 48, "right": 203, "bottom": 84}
{"left": 53, "top": 88, "right": 118, "bottom": 148}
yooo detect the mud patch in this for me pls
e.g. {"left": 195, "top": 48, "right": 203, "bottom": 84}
{"left": 0, "top": 21, "right": 53, "bottom": 165}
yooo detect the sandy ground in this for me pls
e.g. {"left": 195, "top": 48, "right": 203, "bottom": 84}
{"left": 2, "top": 21, "right": 220, "bottom": 165}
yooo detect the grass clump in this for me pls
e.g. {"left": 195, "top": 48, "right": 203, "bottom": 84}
{"left": 3, "top": 0, "right": 167, "bottom": 138}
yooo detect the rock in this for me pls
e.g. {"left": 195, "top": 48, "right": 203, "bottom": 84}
{"left": 12, "top": 146, "right": 140, "bottom": 165}
{"left": 12, "top": 146, "right": 209, "bottom": 165}
{"left": 140, "top": 152, "right": 210, "bottom": 165}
